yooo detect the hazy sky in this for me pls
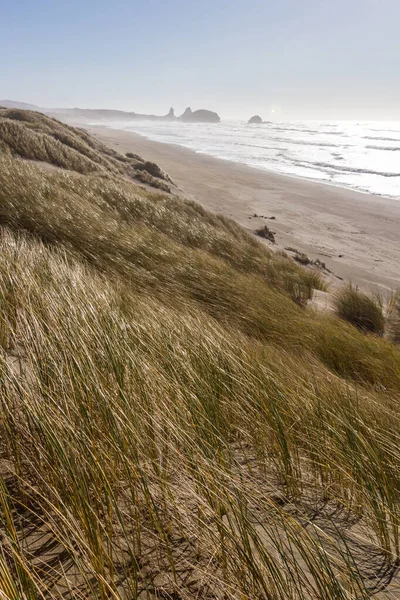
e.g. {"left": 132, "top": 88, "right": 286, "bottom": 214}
{"left": 2, "top": 0, "right": 400, "bottom": 120}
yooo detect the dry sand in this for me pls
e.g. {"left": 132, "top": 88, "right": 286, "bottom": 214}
{"left": 89, "top": 125, "right": 400, "bottom": 293}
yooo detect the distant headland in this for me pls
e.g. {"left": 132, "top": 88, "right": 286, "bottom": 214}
{"left": 48, "top": 106, "right": 221, "bottom": 124}
{"left": 0, "top": 100, "right": 271, "bottom": 125}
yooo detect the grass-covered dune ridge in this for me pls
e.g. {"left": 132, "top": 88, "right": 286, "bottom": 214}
{"left": 0, "top": 107, "right": 171, "bottom": 189}
{"left": 1, "top": 111, "right": 400, "bottom": 599}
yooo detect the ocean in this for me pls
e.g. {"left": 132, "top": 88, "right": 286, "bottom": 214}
{"left": 106, "top": 119, "right": 400, "bottom": 199}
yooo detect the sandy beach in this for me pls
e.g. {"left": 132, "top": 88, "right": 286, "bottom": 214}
{"left": 89, "top": 125, "right": 400, "bottom": 293}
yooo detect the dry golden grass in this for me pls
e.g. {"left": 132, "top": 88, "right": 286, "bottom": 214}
{"left": 0, "top": 108, "right": 170, "bottom": 188}
{"left": 334, "top": 284, "right": 385, "bottom": 335}
{"left": 1, "top": 112, "right": 400, "bottom": 599}
{"left": 388, "top": 291, "right": 400, "bottom": 344}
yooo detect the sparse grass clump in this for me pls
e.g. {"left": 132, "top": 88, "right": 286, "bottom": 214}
{"left": 255, "top": 224, "right": 275, "bottom": 243}
{"left": 126, "top": 150, "right": 142, "bottom": 160}
{"left": 134, "top": 168, "right": 171, "bottom": 191}
{"left": 135, "top": 159, "right": 171, "bottom": 181}
{"left": 334, "top": 283, "right": 385, "bottom": 334}
{"left": 293, "top": 251, "right": 311, "bottom": 265}
{"left": 387, "top": 290, "right": 400, "bottom": 343}
{"left": 285, "top": 247, "right": 328, "bottom": 271}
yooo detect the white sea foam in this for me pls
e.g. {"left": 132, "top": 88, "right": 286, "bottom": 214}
{"left": 103, "top": 119, "right": 400, "bottom": 198}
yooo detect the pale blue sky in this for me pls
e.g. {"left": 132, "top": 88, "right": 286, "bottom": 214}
{"left": 1, "top": 0, "right": 399, "bottom": 119}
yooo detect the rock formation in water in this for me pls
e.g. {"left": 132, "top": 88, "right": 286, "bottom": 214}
{"left": 179, "top": 107, "right": 220, "bottom": 123}
{"left": 180, "top": 107, "right": 193, "bottom": 121}
{"left": 248, "top": 115, "right": 263, "bottom": 124}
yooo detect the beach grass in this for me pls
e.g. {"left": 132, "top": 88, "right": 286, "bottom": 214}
{"left": 388, "top": 290, "right": 400, "bottom": 344}
{"left": 334, "top": 283, "right": 385, "bottom": 335}
{"left": 1, "top": 110, "right": 400, "bottom": 599}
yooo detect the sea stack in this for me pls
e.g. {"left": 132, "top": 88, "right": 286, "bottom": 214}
{"left": 248, "top": 115, "right": 263, "bottom": 124}
{"left": 179, "top": 107, "right": 221, "bottom": 123}
{"left": 180, "top": 107, "right": 193, "bottom": 120}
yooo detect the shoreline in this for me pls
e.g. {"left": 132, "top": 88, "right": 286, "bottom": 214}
{"left": 98, "top": 125, "right": 400, "bottom": 202}
{"left": 88, "top": 124, "right": 400, "bottom": 293}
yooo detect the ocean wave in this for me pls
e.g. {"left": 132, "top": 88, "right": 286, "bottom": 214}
{"left": 370, "top": 127, "right": 400, "bottom": 134}
{"left": 284, "top": 157, "right": 400, "bottom": 178}
{"left": 312, "top": 162, "right": 400, "bottom": 178}
{"left": 366, "top": 145, "right": 400, "bottom": 151}
{"left": 318, "top": 131, "right": 345, "bottom": 136}
{"left": 363, "top": 135, "right": 400, "bottom": 142}
{"left": 269, "top": 137, "right": 342, "bottom": 148}
{"left": 267, "top": 126, "right": 321, "bottom": 135}
{"left": 232, "top": 141, "right": 283, "bottom": 152}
